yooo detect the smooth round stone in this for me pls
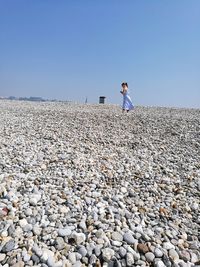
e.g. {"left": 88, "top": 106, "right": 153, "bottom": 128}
{"left": 0, "top": 253, "right": 6, "bottom": 262}
{"left": 49, "top": 214, "right": 57, "bottom": 222}
{"left": 86, "top": 244, "right": 94, "bottom": 257}
{"left": 191, "top": 202, "right": 198, "bottom": 210}
{"left": 123, "top": 231, "right": 136, "bottom": 245}
{"left": 129, "top": 249, "right": 140, "bottom": 261}
{"left": 92, "top": 192, "right": 101, "bottom": 198}
{"left": 55, "top": 237, "right": 65, "bottom": 250}
{"left": 40, "top": 218, "right": 49, "bottom": 227}
{"left": 19, "top": 218, "right": 28, "bottom": 228}
{"left": 32, "top": 245, "right": 43, "bottom": 257}
{"left": 54, "top": 261, "right": 63, "bottom": 267}
{"left": 145, "top": 252, "right": 155, "bottom": 262}
{"left": 189, "top": 241, "right": 199, "bottom": 250}
{"left": 163, "top": 242, "right": 175, "bottom": 250}
{"left": 154, "top": 248, "right": 163, "bottom": 258}
{"left": 112, "top": 240, "right": 122, "bottom": 247}
{"left": 8, "top": 225, "right": 15, "bottom": 236}
{"left": 41, "top": 252, "right": 49, "bottom": 262}
{"left": 41, "top": 164, "right": 47, "bottom": 170}
{"left": 169, "top": 249, "right": 179, "bottom": 261}
{"left": 112, "top": 231, "right": 123, "bottom": 242}
{"left": 11, "top": 261, "right": 25, "bottom": 267}
{"left": 72, "top": 262, "right": 82, "bottom": 267}
{"left": 190, "top": 252, "right": 198, "bottom": 263}
{"left": 128, "top": 190, "right": 135, "bottom": 197}
{"left": 73, "top": 233, "right": 86, "bottom": 245}
{"left": 96, "top": 238, "right": 104, "bottom": 244}
{"left": 25, "top": 208, "right": 32, "bottom": 216}
{"left": 95, "top": 229, "right": 104, "bottom": 238}
{"left": 27, "top": 217, "right": 36, "bottom": 225}
{"left": 2, "top": 239, "right": 15, "bottom": 252}
{"left": 59, "top": 206, "right": 70, "bottom": 214}
{"left": 29, "top": 198, "right": 38, "bottom": 206}
{"left": 23, "top": 224, "right": 33, "bottom": 232}
{"left": 58, "top": 228, "right": 72, "bottom": 237}
{"left": 144, "top": 234, "right": 152, "bottom": 242}
{"left": 135, "top": 260, "right": 146, "bottom": 266}
{"left": 165, "top": 230, "right": 174, "bottom": 239}
{"left": 89, "top": 254, "right": 97, "bottom": 264}
{"left": 47, "top": 256, "right": 56, "bottom": 267}
{"left": 171, "top": 239, "right": 178, "bottom": 246}
{"left": 102, "top": 248, "right": 115, "bottom": 261}
{"left": 121, "top": 187, "right": 127, "bottom": 193}
{"left": 162, "top": 254, "right": 172, "bottom": 267}
{"left": 68, "top": 252, "right": 76, "bottom": 264}
{"left": 135, "top": 233, "right": 142, "bottom": 239}
{"left": 79, "top": 221, "right": 87, "bottom": 230}
{"left": 180, "top": 233, "right": 187, "bottom": 240}
{"left": 113, "top": 259, "right": 122, "bottom": 267}
{"left": 179, "top": 250, "right": 190, "bottom": 262}
{"left": 137, "top": 243, "right": 149, "bottom": 254}
{"left": 178, "top": 262, "right": 189, "bottom": 267}
{"left": 154, "top": 260, "right": 167, "bottom": 267}
{"left": 31, "top": 254, "right": 40, "bottom": 264}
{"left": 32, "top": 246, "right": 43, "bottom": 257}
{"left": 94, "top": 245, "right": 102, "bottom": 257}
{"left": 33, "top": 225, "right": 42, "bottom": 236}
{"left": 1, "top": 230, "right": 8, "bottom": 237}
{"left": 81, "top": 257, "right": 88, "bottom": 265}
{"left": 23, "top": 253, "right": 31, "bottom": 262}
{"left": 78, "top": 246, "right": 87, "bottom": 257}
{"left": 126, "top": 252, "right": 134, "bottom": 266}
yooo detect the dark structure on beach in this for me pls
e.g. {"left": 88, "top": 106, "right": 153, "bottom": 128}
{"left": 99, "top": 96, "right": 106, "bottom": 104}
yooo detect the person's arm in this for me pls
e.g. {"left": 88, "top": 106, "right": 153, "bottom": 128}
{"left": 120, "top": 88, "right": 126, "bottom": 95}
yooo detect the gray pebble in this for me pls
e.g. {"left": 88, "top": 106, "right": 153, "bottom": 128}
{"left": 102, "top": 248, "right": 115, "bottom": 261}
{"left": 78, "top": 246, "right": 87, "bottom": 257}
{"left": 145, "top": 252, "right": 155, "bottom": 262}
{"left": 112, "top": 232, "right": 123, "bottom": 242}
{"left": 123, "top": 231, "right": 136, "bottom": 245}
{"left": 55, "top": 237, "right": 65, "bottom": 250}
{"left": 31, "top": 254, "right": 40, "bottom": 264}
{"left": 126, "top": 252, "right": 134, "bottom": 266}
{"left": 119, "top": 247, "right": 127, "bottom": 258}
{"left": 2, "top": 239, "right": 15, "bottom": 252}
{"left": 58, "top": 228, "right": 72, "bottom": 237}
{"left": 154, "top": 260, "right": 167, "bottom": 267}
{"left": 154, "top": 248, "right": 163, "bottom": 258}
{"left": 68, "top": 252, "right": 76, "bottom": 264}
{"left": 169, "top": 249, "right": 179, "bottom": 261}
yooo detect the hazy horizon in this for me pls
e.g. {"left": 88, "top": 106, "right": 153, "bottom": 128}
{"left": 1, "top": 1, "right": 200, "bottom": 108}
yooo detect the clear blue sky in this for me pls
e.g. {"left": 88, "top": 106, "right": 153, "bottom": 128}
{"left": 0, "top": 0, "right": 200, "bottom": 108}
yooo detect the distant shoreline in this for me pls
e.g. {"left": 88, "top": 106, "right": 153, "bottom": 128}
{"left": 0, "top": 98, "right": 199, "bottom": 111}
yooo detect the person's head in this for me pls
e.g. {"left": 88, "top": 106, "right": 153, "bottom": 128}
{"left": 121, "top": 82, "right": 128, "bottom": 89}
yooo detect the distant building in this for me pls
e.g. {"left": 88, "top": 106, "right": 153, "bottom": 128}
{"left": 18, "top": 96, "right": 45, "bottom": 101}
{"left": 8, "top": 96, "right": 17, "bottom": 100}
{"left": 1, "top": 95, "right": 60, "bottom": 102}
{"left": 29, "top": 96, "right": 45, "bottom": 102}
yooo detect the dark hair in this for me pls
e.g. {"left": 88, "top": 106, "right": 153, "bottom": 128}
{"left": 121, "top": 82, "right": 128, "bottom": 87}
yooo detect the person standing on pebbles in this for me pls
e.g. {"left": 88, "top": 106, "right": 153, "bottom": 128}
{"left": 120, "top": 82, "right": 134, "bottom": 113}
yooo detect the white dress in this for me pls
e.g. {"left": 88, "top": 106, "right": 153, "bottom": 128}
{"left": 122, "top": 90, "right": 134, "bottom": 110}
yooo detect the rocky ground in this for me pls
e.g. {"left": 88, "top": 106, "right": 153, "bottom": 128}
{"left": 0, "top": 100, "right": 199, "bottom": 267}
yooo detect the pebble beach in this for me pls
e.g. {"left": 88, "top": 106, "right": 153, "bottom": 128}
{"left": 0, "top": 100, "right": 199, "bottom": 267}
